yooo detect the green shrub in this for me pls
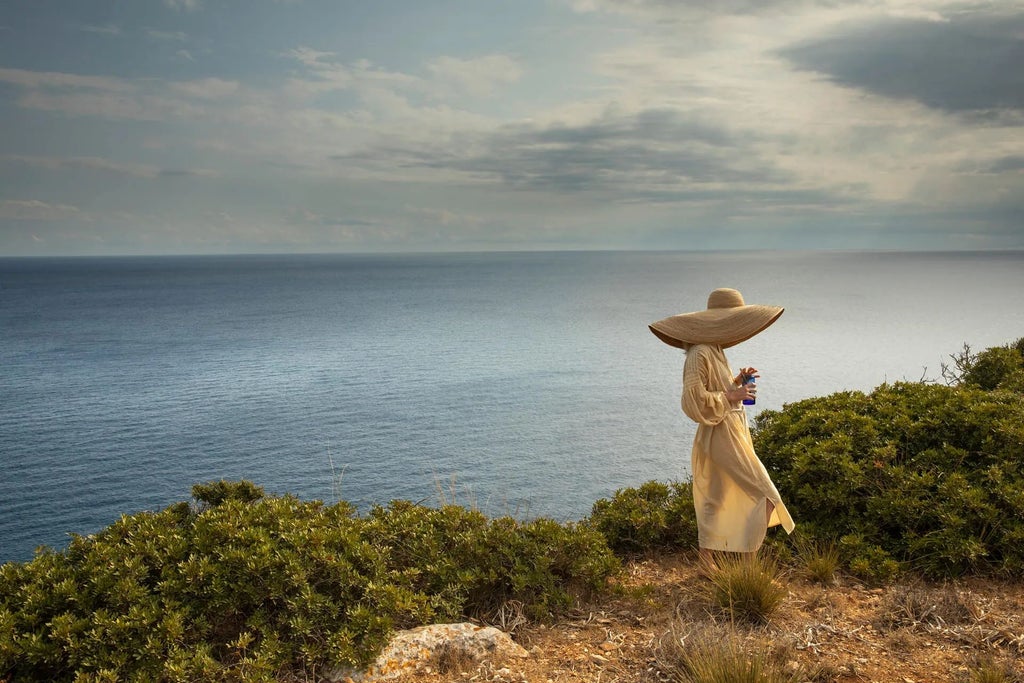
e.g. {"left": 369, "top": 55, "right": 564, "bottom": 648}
{"left": 0, "top": 494, "right": 407, "bottom": 681}
{"left": 755, "top": 371, "right": 1024, "bottom": 579}
{"left": 0, "top": 486, "right": 619, "bottom": 681}
{"left": 364, "top": 501, "right": 618, "bottom": 622}
{"left": 191, "top": 480, "right": 265, "bottom": 507}
{"left": 588, "top": 480, "right": 698, "bottom": 554}
{"left": 1013, "top": 336, "right": 1024, "bottom": 357}
{"left": 962, "top": 345, "right": 1024, "bottom": 391}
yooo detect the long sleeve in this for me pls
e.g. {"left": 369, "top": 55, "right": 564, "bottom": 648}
{"left": 681, "top": 345, "right": 731, "bottom": 426}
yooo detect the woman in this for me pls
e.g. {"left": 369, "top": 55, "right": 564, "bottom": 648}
{"left": 649, "top": 288, "right": 794, "bottom": 565}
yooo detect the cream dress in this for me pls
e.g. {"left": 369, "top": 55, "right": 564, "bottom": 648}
{"left": 682, "top": 343, "right": 795, "bottom": 552}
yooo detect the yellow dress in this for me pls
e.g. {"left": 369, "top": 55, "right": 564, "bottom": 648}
{"left": 682, "top": 343, "right": 795, "bottom": 552}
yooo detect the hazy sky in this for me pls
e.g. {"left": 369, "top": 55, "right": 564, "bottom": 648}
{"left": 1, "top": 0, "right": 1022, "bottom": 255}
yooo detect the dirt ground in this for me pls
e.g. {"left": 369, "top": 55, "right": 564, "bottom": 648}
{"left": 386, "top": 553, "right": 1024, "bottom": 683}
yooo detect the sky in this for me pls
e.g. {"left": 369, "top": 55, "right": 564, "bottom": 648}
{"left": 0, "top": 0, "right": 1022, "bottom": 255}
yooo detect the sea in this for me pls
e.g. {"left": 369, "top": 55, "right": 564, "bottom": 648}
{"left": 2, "top": 250, "right": 1023, "bottom": 564}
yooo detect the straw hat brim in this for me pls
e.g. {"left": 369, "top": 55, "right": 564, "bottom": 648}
{"left": 649, "top": 305, "right": 784, "bottom": 350}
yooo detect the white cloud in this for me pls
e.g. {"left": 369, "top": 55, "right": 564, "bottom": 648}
{"left": 0, "top": 199, "right": 82, "bottom": 221}
{"left": 80, "top": 24, "right": 121, "bottom": 35}
{"left": 147, "top": 29, "right": 189, "bottom": 42}
{"left": 3, "top": 155, "right": 160, "bottom": 177}
{"left": 283, "top": 46, "right": 336, "bottom": 67}
{"left": 2, "top": 154, "right": 220, "bottom": 179}
{"left": 15, "top": 89, "right": 206, "bottom": 121}
{"left": 427, "top": 55, "right": 524, "bottom": 98}
{"left": 170, "top": 78, "right": 240, "bottom": 99}
{"left": 176, "top": 49, "right": 195, "bottom": 62}
{"left": 0, "top": 67, "right": 130, "bottom": 91}
{"left": 164, "top": 0, "right": 201, "bottom": 11}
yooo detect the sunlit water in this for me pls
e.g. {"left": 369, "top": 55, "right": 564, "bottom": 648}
{"left": 2, "top": 250, "right": 1022, "bottom": 563}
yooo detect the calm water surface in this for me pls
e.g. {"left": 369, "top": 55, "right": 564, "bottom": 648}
{"left": 2, "top": 250, "right": 1023, "bottom": 563}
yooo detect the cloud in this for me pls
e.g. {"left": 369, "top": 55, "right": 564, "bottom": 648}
{"left": 2, "top": 155, "right": 218, "bottom": 179}
{"left": 176, "top": 49, "right": 196, "bottom": 62}
{"left": 282, "top": 49, "right": 423, "bottom": 97}
{"left": 0, "top": 67, "right": 130, "bottom": 92}
{"left": 0, "top": 70, "right": 250, "bottom": 124}
{"left": 406, "top": 206, "right": 488, "bottom": 228}
{"left": 3, "top": 155, "right": 159, "bottom": 177}
{"left": 14, "top": 90, "right": 206, "bottom": 121}
{"left": 430, "top": 109, "right": 792, "bottom": 198}
{"left": 169, "top": 78, "right": 240, "bottom": 99}
{"left": 778, "top": 12, "right": 1024, "bottom": 113}
{"left": 2, "top": 1, "right": 1020, "bottom": 254}
{"left": 427, "top": 55, "right": 523, "bottom": 98}
{"left": 568, "top": 0, "right": 838, "bottom": 19}
{"left": 164, "top": 0, "right": 201, "bottom": 11}
{"left": 80, "top": 24, "right": 121, "bottom": 35}
{"left": 283, "top": 47, "right": 335, "bottom": 66}
{"left": 283, "top": 48, "right": 523, "bottom": 102}
{"left": 986, "top": 156, "right": 1024, "bottom": 174}
{"left": 147, "top": 29, "right": 189, "bottom": 42}
{"left": 0, "top": 199, "right": 82, "bottom": 221}
{"left": 157, "top": 168, "right": 221, "bottom": 177}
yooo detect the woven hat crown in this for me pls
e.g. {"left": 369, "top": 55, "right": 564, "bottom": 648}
{"left": 707, "top": 288, "right": 744, "bottom": 309}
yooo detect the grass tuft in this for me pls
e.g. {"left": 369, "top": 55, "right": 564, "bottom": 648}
{"left": 967, "top": 655, "right": 1022, "bottom": 683}
{"left": 706, "top": 553, "right": 787, "bottom": 625}
{"left": 794, "top": 536, "right": 840, "bottom": 585}
{"left": 655, "top": 623, "right": 802, "bottom": 683}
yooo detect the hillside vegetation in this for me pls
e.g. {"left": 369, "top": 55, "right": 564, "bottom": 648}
{"left": 2, "top": 338, "right": 1022, "bottom": 682}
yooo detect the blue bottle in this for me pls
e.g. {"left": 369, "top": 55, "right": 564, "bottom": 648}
{"left": 741, "top": 373, "right": 756, "bottom": 406}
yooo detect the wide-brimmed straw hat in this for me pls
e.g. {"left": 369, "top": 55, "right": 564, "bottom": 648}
{"left": 649, "top": 288, "right": 783, "bottom": 350}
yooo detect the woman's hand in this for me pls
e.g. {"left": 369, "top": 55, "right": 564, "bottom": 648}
{"left": 726, "top": 367, "right": 758, "bottom": 403}
{"left": 733, "top": 367, "right": 759, "bottom": 386}
{"left": 725, "top": 383, "right": 756, "bottom": 403}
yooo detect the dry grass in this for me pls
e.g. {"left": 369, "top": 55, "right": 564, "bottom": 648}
{"left": 653, "top": 622, "right": 803, "bottom": 683}
{"left": 705, "top": 552, "right": 787, "bottom": 625}
{"left": 966, "top": 655, "right": 1023, "bottom": 683}
{"left": 794, "top": 537, "right": 840, "bottom": 586}
{"left": 380, "top": 552, "right": 1024, "bottom": 683}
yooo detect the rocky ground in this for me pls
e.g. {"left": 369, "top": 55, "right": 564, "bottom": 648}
{"left": 382, "top": 553, "right": 1024, "bottom": 683}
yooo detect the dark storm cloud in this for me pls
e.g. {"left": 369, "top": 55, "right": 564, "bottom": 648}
{"left": 334, "top": 109, "right": 801, "bottom": 199}
{"left": 982, "top": 155, "right": 1024, "bottom": 173}
{"left": 779, "top": 11, "right": 1024, "bottom": 113}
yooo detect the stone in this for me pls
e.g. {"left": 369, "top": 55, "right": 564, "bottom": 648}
{"left": 328, "top": 623, "right": 528, "bottom": 682}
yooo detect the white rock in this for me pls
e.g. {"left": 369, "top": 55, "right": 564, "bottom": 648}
{"left": 328, "top": 622, "right": 527, "bottom": 682}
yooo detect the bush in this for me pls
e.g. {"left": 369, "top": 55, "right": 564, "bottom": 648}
{"left": 0, "top": 486, "right": 620, "bottom": 682}
{"left": 588, "top": 481, "right": 698, "bottom": 554}
{"left": 962, "top": 345, "right": 1024, "bottom": 391}
{"left": 0, "top": 493, "right": 394, "bottom": 681}
{"left": 755, "top": 375, "right": 1024, "bottom": 579}
{"left": 943, "top": 338, "right": 1024, "bottom": 391}
{"left": 362, "top": 501, "right": 619, "bottom": 622}
{"left": 191, "top": 480, "right": 265, "bottom": 507}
